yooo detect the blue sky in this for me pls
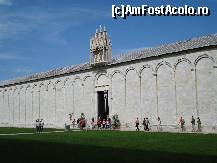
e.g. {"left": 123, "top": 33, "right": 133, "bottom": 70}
{"left": 0, "top": 0, "right": 216, "bottom": 81}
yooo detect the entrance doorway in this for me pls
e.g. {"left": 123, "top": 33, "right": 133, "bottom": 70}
{"left": 97, "top": 90, "right": 109, "bottom": 119}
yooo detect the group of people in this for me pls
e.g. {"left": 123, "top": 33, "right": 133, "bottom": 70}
{"left": 96, "top": 117, "right": 112, "bottom": 129}
{"left": 179, "top": 116, "right": 202, "bottom": 132}
{"left": 68, "top": 114, "right": 113, "bottom": 130}
{"left": 68, "top": 113, "right": 203, "bottom": 133}
{"left": 135, "top": 116, "right": 202, "bottom": 132}
{"left": 135, "top": 117, "right": 151, "bottom": 131}
{"left": 35, "top": 118, "right": 44, "bottom": 133}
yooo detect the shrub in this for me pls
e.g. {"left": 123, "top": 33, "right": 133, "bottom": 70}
{"left": 112, "top": 114, "right": 121, "bottom": 129}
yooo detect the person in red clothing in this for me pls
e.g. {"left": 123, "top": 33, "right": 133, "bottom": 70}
{"left": 179, "top": 117, "right": 185, "bottom": 132}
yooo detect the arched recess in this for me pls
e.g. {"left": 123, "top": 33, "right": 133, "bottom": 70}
{"left": 32, "top": 84, "right": 39, "bottom": 122}
{"left": 39, "top": 83, "right": 47, "bottom": 123}
{"left": 55, "top": 80, "right": 64, "bottom": 127}
{"left": 8, "top": 88, "right": 13, "bottom": 125}
{"left": 13, "top": 88, "right": 19, "bottom": 126}
{"left": 3, "top": 89, "right": 9, "bottom": 124}
{"left": 96, "top": 73, "right": 110, "bottom": 87}
{"left": 19, "top": 86, "right": 26, "bottom": 126}
{"left": 175, "top": 59, "right": 195, "bottom": 125}
{"left": 73, "top": 77, "right": 83, "bottom": 119}
{"left": 64, "top": 79, "right": 73, "bottom": 123}
{"left": 95, "top": 73, "right": 110, "bottom": 121}
{"left": 195, "top": 55, "right": 217, "bottom": 127}
{"left": 83, "top": 76, "right": 94, "bottom": 123}
{"left": 125, "top": 68, "right": 140, "bottom": 125}
{"left": 140, "top": 66, "right": 157, "bottom": 124}
{"left": 25, "top": 86, "right": 32, "bottom": 127}
{"left": 47, "top": 82, "right": 55, "bottom": 127}
{"left": 111, "top": 71, "right": 124, "bottom": 123}
{"left": 0, "top": 90, "right": 3, "bottom": 124}
{"left": 157, "top": 62, "right": 176, "bottom": 126}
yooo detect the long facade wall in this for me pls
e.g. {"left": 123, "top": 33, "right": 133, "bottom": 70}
{"left": 0, "top": 49, "right": 217, "bottom": 131}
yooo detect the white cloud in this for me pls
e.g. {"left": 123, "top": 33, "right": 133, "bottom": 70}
{"left": 0, "top": 5, "right": 109, "bottom": 45}
{"left": 0, "top": 53, "right": 29, "bottom": 60}
{"left": 0, "top": 0, "right": 12, "bottom": 5}
{"left": 15, "top": 68, "right": 32, "bottom": 73}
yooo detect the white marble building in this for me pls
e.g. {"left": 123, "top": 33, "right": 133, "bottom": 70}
{"left": 0, "top": 27, "right": 217, "bottom": 132}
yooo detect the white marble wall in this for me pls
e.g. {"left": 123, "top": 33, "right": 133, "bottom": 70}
{"left": 0, "top": 90, "right": 2, "bottom": 124}
{"left": 13, "top": 89, "right": 19, "bottom": 126}
{"left": 25, "top": 86, "right": 32, "bottom": 127}
{"left": 176, "top": 60, "right": 196, "bottom": 128}
{"left": 196, "top": 58, "right": 217, "bottom": 127}
{"left": 47, "top": 82, "right": 55, "bottom": 127}
{"left": 83, "top": 76, "right": 94, "bottom": 123}
{"left": 0, "top": 48, "right": 217, "bottom": 132}
{"left": 8, "top": 89, "right": 13, "bottom": 125}
{"left": 125, "top": 69, "right": 140, "bottom": 126}
{"left": 141, "top": 66, "right": 157, "bottom": 126}
{"left": 111, "top": 71, "right": 124, "bottom": 124}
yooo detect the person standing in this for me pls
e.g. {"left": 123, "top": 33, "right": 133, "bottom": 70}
{"left": 146, "top": 118, "right": 150, "bottom": 131}
{"left": 38, "top": 119, "right": 42, "bottom": 133}
{"left": 77, "top": 118, "right": 80, "bottom": 128}
{"left": 40, "top": 119, "right": 44, "bottom": 133}
{"left": 191, "top": 116, "right": 196, "bottom": 132}
{"left": 97, "top": 118, "right": 101, "bottom": 129}
{"left": 142, "top": 118, "right": 146, "bottom": 131}
{"left": 157, "top": 117, "right": 162, "bottom": 131}
{"left": 197, "top": 117, "right": 202, "bottom": 132}
{"left": 108, "top": 117, "right": 112, "bottom": 129}
{"left": 179, "top": 117, "right": 185, "bottom": 132}
{"left": 72, "top": 119, "right": 76, "bottom": 128}
{"left": 102, "top": 119, "right": 106, "bottom": 129}
{"left": 91, "top": 118, "right": 95, "bottom": 129}
{"left": 35, "top": 119, "right": 39, "bottom": 133}
{"left": 135, "top": 118, "right": 140, "bottom": 131}
{"left": 106, "top": 118, "right": 110, "bottom": 129}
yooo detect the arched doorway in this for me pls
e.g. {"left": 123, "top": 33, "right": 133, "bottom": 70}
{"left": 95, "top": 73, "right": 110, "bottom": 120}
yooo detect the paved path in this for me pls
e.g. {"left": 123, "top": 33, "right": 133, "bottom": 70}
{"left": 0, "top": 130, "right": 64, "bottom": 136}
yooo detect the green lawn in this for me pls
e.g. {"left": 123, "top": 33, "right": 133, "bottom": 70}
{"left": 0, "top": 128, "right": 216, "bottom": 163}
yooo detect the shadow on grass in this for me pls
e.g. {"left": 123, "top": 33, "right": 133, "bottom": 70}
{"left": 0, "top": 138, "right": 216, "bottom": 163}
{"left": 0, "top": 127, "right": 63, "bottom": 134}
